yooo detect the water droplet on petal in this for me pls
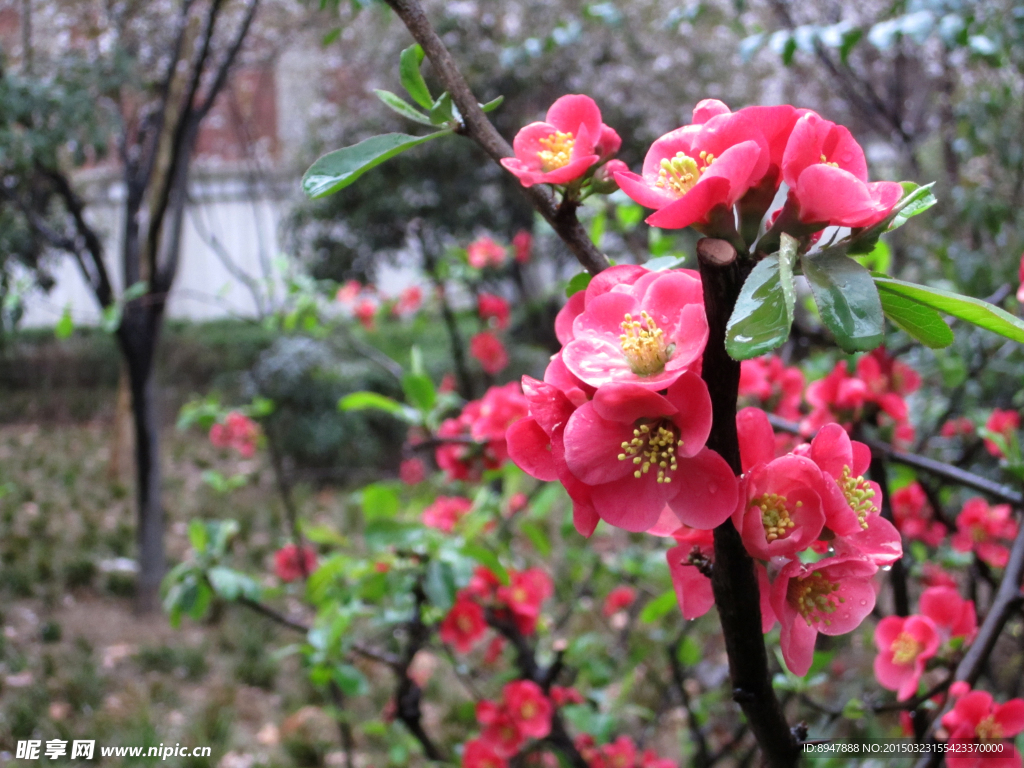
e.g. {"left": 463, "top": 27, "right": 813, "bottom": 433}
{"left": 708, "top": 482, "right": 719, "bottom": 494}
{"left": 859, "top": 600, "right": 867, "bottom": 606}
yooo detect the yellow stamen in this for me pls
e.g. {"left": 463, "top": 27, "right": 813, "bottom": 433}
{"left": 752, "top": 493, "right": 799, "bottom": 542}
{"left": 890, "top": 631, "right": 923, "bottom": 665}
{"left": 618, "top": 421, "right": 680, "bottom": 484}
{"left": 656, "top": 150, "right": 715, "bottom": 196}
{"left": 788, "top": 570, "right": 844, "bottom": 627}
{"left": 975, "top": 715, "right": 1004, "bottom": 741}
{"left": 538, "top": 131, "right": 575, "bottom": 172}
{"left": 819, "top": 153, "right": 840, "bottom": 169}
{"left": 619, "top": 311, "right": 670, "bottom": 375}
{"left": 840, "top": 466, "right": 877, "bottom": 530}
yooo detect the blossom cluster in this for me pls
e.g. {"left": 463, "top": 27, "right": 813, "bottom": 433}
{"left": 574, "top": 735, "right": 675, "bottom": 768}
{"left": 434, "top": 382, "right": 529, "bottom": 482}
{"left": 336, "top": 280, "right": 424, "bottom": 329}
{"left": 440, "top": 566, "right": 553, "bottom": 653}
{"left": 941, "top": 686, "right": 1024, "bottom": 768}
{"left": 464, "top": 680, "right": 552, "bottom": 765}
{"left": 209, "top": 411, "right": 260, "bottom": 458}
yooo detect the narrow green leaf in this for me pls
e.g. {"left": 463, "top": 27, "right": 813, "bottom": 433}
{"left": 566, "top": 272, "right": 592, "bottom": 298}
{"left": 374, "top": 90, "right": 433, "bottom": 125}
{"left": 480, "top": 95, "right": 504, "bottom": 113}
{"left": 887, "top": 182, "right": 937, "bottom": 231}
{"left": 188, "top": 519, "right": 208, "bottom": 554}
{"left": 429, "top": 92, "right": 460, "bottom": 126}
{"left": 640, "top": 590, "right": 678, "bottom": 623}
{"left": 55, "top": 306, "right": 74, "bottom": 339}
{"left": 874, "top": 277, "right": 1024, "bottom": 344}
{"left": 725, "top": 234, "right": 797, "bottom": 360}
{"left": 399, "top": 44, "right": 433, "bottom": 108}
{"left": 402, "top": 372, "right": 436, "bottom": 412}
{"left": 423, "top": 559, "right": 457, "bottom": 612}
{"left": 802, "top": 251, "right": 884, "bottom": 352}
{"left": 303, "top": 132, "right": 451, "bottom": 198}
{"left": 362, "top": 484, "right": 400, "bottom": 520}
{"left": 459, "top": 544, "right": 510, "bottom": 585}
{"left": 519, "top": 521, "right": 551, "bottom": 557}
{"left": 338, "top": 391, "right": 404, "bottom": 414}
{"left": 878, "top": 290, "right": 953, "bottom": 348}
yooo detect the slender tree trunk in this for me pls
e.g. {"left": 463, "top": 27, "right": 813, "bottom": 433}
{"left": 119, "top": 306, "right": 165, "bottom": 612}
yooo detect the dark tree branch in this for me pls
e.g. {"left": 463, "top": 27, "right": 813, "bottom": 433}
{"left": 669, "top": 633, "right": 711, "bottom": 768}
{"left": 381, "top": 0, "right": 610, "bottom": 276}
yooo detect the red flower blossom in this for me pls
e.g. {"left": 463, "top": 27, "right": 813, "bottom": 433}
{"left": 602, "top": 736, "right": 637, "bottom": 768}
{"left": 984, "top": 409, "right": 1020, "bottom": 458}
{"left": 354, "top": 297, "right": 377, "bottom": 330}
{"left": 770, "top": 556, "right": 878, "bottom": 676}
{"left": 210, "top": 411, "right": 260, "bottom": 458}
{"left": 952, "top": 498, "right": 1018, "bottom": 568}
{"left": 483, "top": 636, "right": 505, "bottom": 665}
{"left": 802, "top": 360, "right": 869, "bottom": 433}
{"left": 562, "top": 268, "right": 708, "bottom": 391}
{"left": 392, "top": 285, "right": 423, "bottom": 318}
{"left": 471, "top": 332, "right": 509, "bottom": 375}
{"left": 920, "top": 586, "right": 977, "bottom": 644}
{"left": 423, "top": 496, "right": 473, "bottom": 533}
{"left": 614, "top": 110, "right": 770, "bottom": 231}
{"left": 463, "top": 738, "right": 509, "bottom": 768}
{"left": 506, "top": 492, "right": 528, "bottom": 516}
{"left": 399, "top": 458, "right": 425, "bottom": 485}
{"left": 479, "top": 293, "right": 511, "bottom": 330}
{"left": 274, "top": 544, "right": 317, "bottom": 582}
{"left": 891, "top": 482, "right": 946, "bottom": 547}
{"left": 500, "top": 95, "right": 606, "bottom": 187}
{"left": 335, "top": 280, "right": 361, "bottom": 305}
{"left": 468, "top": 237, "right": 508, "bottom": 269}
{"left": 738, "top": 355, "right": 805, "bottom": 421}
{"left": 921, "top": 563, "right": 958, "bottom": 589}
{"left": 602, "top": 586, "right": 637, "bottom": 617}
{"left": 497, "top": 568, "right": 553, "bottom": 635}
{"left": 440, "top": 597, "right": 488, "bottom": 654}
{"left": 941, "top": 417, "right": 976, "bottom": 438}
{"left": 874, "top": 614, "right": 941, "bottom": 701}
{"left": 940, "top": 689, "right": 1024, "bottom": 768}
{"left": 782, "top": 111, "right": 903, "bottom": 228}
{"left": 436, "top": 383, "right": 528, "bottom": 481}
{"left": 503, "top": 680, "right": 552, "bottom": 739}
{"left": 512, "top": 230, "right": 532, "bottom": 264}
{"left": 550, "top": 686, "right": 584, "bottom": 707}
{"left": 856, "top": 348, "right": 920, "bottom": 423}
{"left": 561, "top": 374, "right": 737, "bottom": 533}
{"left": 666, "top": 526, "right": 716, "bottom": 620}
{"left": 476, "top": 700, "right": 525, "bottom": 758}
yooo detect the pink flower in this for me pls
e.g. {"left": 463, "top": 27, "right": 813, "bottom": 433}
{"left": 468, "top": 237, "right": 508, "bottom": 269}
{"left": 802, "top": 360, "right": 869, "bottom": 433}
{"left": 471, "top": 332, "right": 509, "bottom": 375}
{"left": 782, "top": 111, "right": 904, "bottom": 228}
{"left": 392, "top": 285, "right": 423, "bottom": 317}
{"left": 952, "top": 498, "right": 1018, "bottom": 568}
{"left": 738, "top": 355, "right": 805, "bottom": 421}
{"left": 770, "top": 556, "right": 878, "bottom": 676}
{"left": 483, "top": 635, "right": 505, "bottom": 665}
{"left": 941, "top": 690, "right": 1024, "bottom": 768}
{"left": 354, "top": 297, "right": 377, "bottom": 330}
{"left": 561, "top": 374, "right": 738, "bottom": 532}
{"left": 505, "top": 492, "right": 528, "bottom": 516}
{"left": 984, "top": 409, "right": 1020, "bottom": 457}
{"left": 602, "top": 586, "right": 637, "bottom": 617}
{"left": 550, "top": 686, "right": 584, "bottom": 706}
{"left": 435, "top": 384, "right": 527, "bottom": 481}
{"left": 209, "top": 411, "right": 260, "bottom": 457}
{"left": 335, "top": 280, "right": 361, "bottom": 305}
{"left": 512, "top": 230, "right": 532, "bottom": 264}
{"left": 562, "top": 268, "right": 708, "bottom": 391}
{"left": 399, "top": 458, "right": 426, "bottom": 485}
{"left": 500, "top": 95, "right": 607, "bottom": 187}
{"left": 476, "top": 701, "right": 525, "bottom": 758}
{"left": 479, "top": 293, "right": 511, "bottom": 330}
{"left": 873, "top": 614, "right": 941, "bottom": 701}
{"left": 921, "top": 563, "right": 958, "bottom": 589}
{"left": 734, "top": 453, "right": 828, "bottom": 561}
{"left": 463, "top": 738, "right": 509, "bottom": 768}
{"left": 497, "top": 568, "right": 553, "bottom": 635}
{"left": 942, "top": 417, "right": 976, "bottom": 438}
{"left": 666, "top": 526, "right": 716, "bottom": 620}
{"left": 440, "top": 597, "right": 488, "bottom": 653}
{"left": 423, "top": 496, "right": 473, "bottom": 533}
{"left": 857, "top": 348, "right": 920, "bottom": 423}
{"left": 891, "top": 482, "right": 946, "bottom": 547}
{"left": 503, "top": 681, "right": 552, "bottom": 739}
{"left": 920, "top": 586, "right": 977, "bottom": 643}
{"left": 274, "top": 544, "right": 317, "bottom": 582}
{"left": 614, "top": 110, "right": 769, "bottom": 230}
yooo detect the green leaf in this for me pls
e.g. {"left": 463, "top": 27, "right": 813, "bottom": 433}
{"left": 429, "top": 92, "right": 460, "bottom": 126}
{"left": 188, "top": 519, "right": 208, "bottom": 554}
{"left": 362, "top": 484, "right": 400, "bottom": 520}
{"left": 887, "top": 181, "right": 937, "bottom": 232}
{"left": 802, "top": 250, "right": 884, "bottom": 352}
{"left": 725, "top": 234, "right": 798, "bottom": 360}
{"left": 459, "top": 543, "right": 510, "bottom": 585}
{"left": 677, "top": 635, "right": 701, "bottom": 666}
{"left": 878, "top": 289, "right": 954, "bottom": 348}
{"left": 643, "top": 255, "right": 687, "bottom": 272}
{"left": 55, "top": 306, "right": 74, "bottom": 339}
{"left": 402, "top": 373, "right": 436, "bottom": 412}
{"left": 566, "top": 272, "right": 592, "bottom": 298}
{"left": 373, "top": 90, "right": 433, "bottom": 125}
{"left": 589, "top": 210, "right": 606, "bottom": 248}
{"left": 334, "top": 664, "right": 369, "bottom": 696}
{"left": 640, "top": 590, "right": 678, "bottom": 623}
{"left": 208, "top": 566, "right": 261, "bottom": 601}
{"left": 852, "top": 239, "right": 891, "bottom": 274}
{"left": 423, "top": 559, "right": 457, "bottom": 612}
{"left": 519, "top": 521, "right": 551, "bottom": 557}
{"left": 842, "top": 698, "right": 866, "bottom": 720}
{"left": 480, "top": 95, "right": 504, "bottom": 113}
{"left": 399, "top": 44, "right": 433, "bottom": 109}
{"left": 339, "top": 391, "right": 404, "bottom": 415}
{"left": 874, "top": 277, "right": 1024, "bottom": 345}
{"left": 123, "top": 281, "right": 149, "bottom": 302}
{"left": 303, "top": 132, "right": 451, "bottom": 198}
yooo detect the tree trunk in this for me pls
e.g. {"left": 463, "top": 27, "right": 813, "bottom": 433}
{"left": 119, "top": 305, "right": 165, "bottom": 612}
